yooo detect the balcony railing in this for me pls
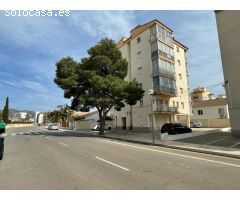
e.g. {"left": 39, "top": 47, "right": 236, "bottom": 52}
{"left": 155, "top": 105, "right": 179, "bottom": 113}
{"left": 152, "top": 50, "right": 174, "bottom": 62}
{"left": 153, "top": 85, "right": 177, "bottom": 96}
{"left": 152, "top": 67, "right": 176, "bottom": 78}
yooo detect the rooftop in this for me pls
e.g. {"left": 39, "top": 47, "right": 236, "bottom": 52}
{"left": 192, "top": 98, "right": 228, "bottom": 108}
{"left": 117, "top": 19, "right": 188, "bottom": 50}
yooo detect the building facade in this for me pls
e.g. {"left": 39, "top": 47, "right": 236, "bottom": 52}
{"left": 112, "top": 19, "right": 191, "bottom": 131}
{"left": 215, "top": 11, "right": 240, "bottom": 136}
{"left": 191, "top": 87, "right": 215, "bottom": 102}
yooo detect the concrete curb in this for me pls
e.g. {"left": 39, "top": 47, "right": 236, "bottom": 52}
{"left": 97, "top": 135, "right": 240, "bottom": 160}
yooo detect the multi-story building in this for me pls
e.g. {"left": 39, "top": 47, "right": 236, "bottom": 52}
{"left": 191, "top": 87, "right": 215, "bottom": 102}
{"left": 215, "top": 11, "right": 240, "bottom": 136}
{"left": 112, "top": 19, "right": 191, "bottom": 131}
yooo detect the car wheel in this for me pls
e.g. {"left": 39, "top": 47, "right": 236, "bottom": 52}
{"left": 108, "top": 127, "right": 111, "bottom": 130}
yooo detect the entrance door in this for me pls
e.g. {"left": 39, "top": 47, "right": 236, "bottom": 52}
{"left": 122, "top": 117, "right": 127, "bottom": 129}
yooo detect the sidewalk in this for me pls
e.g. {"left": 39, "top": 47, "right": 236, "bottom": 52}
{"left": 6, "top": 124, "right": 33, "bottom": 129}
{"left": 93, "top": 130, "right": 240, "bottom": 159}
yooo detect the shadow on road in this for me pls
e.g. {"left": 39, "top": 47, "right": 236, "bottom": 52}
{"left": 16, "top": 130, "right": 97, "bottom": 138}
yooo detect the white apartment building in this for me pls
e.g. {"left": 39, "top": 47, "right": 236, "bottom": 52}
{"left": 15, "top": 112, "right": 28, "bottom": 120}
{"left": 112, "top": 19, "right": 191, "bottom": 131}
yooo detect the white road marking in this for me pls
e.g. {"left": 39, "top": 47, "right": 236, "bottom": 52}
{"left": 229, "top": 141, "right": 240, "bottom": 148}
{"left": 96, "top": 139, "right": 240, "bottom": 168}
{"left": 11, "top": 133, "right": 16, "bottom": 136}
{"left": 58, "top": 142, "right": 69, "bottom": 147}
{"left": 95, "top": 156, "right": 129, "bottom": 171}
{"left": 205, "top": 139, "right": 224, "bottom": 145}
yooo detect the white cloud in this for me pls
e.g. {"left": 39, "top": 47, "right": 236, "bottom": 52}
{"left": 0, "top": 79, "right": 48, "bottom": 93}
{"left": 71, "top": 11, "right": 135, "bottom": 41}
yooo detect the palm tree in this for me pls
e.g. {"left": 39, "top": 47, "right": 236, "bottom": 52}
{"left": 57, "top": 104, "right": 73, "bottom": 128}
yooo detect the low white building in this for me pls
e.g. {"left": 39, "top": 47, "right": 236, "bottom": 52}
{"left": 15, "top": 112, "right": 28, "bottom": 119}
{"left": 191, "top": 98, "right": 230, "bottom": 128}
{"left": 70, "top": 111, "right": 114, "bottom": 130}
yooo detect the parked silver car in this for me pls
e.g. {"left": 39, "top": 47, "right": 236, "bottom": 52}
{"left": 91, "top": 122, "right": 111, "bottom": 131}
{"left": 190, "top": 121, "right": 203, "bottom": 128}
{"left": 48, "top": 123, "right": 59, "bottom": 130}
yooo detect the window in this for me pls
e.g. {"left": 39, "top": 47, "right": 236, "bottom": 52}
{"left": 198, "top": 110, "right": 203, "bottom": 115}
{"left": 218, "top": 108, "right": 225, "bottom": 118}
{"left": 170, "top": 48, "right": 174, "bottom": 56}
{"left": 137, "top": 51, "right": 141, "bottom": 55}
{"left": 177, "top": 60, "right": 181, "bottom": 66}
{"left": 140, "top": 100, "right": 143, "bottom": 107}
{"left": 137, "top": 37, "right": 141, "bottom": 43}
{"left": 180, "top": 88, "right": 183, "bottom": 94}
{"left": 151, "top": 42, "right": 158, "bottom": 52}
{"left": 176, "top": 102, "right": 179, "bottom": 108}
{"left": 150, "top": 26, "right": 157, "bottom": 38}
{"left": 152, "top": 59, "right": 159, "bottom": 73}
{"left": 176, "top": 47, "right": 179, "bottom": 52}
{"left": 153, "top": 76, "right": 159, "bottom": 91}
{"left": 179, "top": 73, "right": 182, "bottom": 80}
{"left": 137, "top": 67, "right": 142, "bottom": 74}
{"left": 165, "top": 100, "right": 169, "bottom": 106}
{"left": 159, "top": 76, "right": 176, "bottom": 89}
{"left": 181, "top": 102, "right": 184, "bottom": 109}
{"left": 173, "top": 101, "right": 175, "bottom": 107}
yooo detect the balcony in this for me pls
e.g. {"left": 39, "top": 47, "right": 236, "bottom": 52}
{"left": 155, "top": 105, "right": 179, "bottom": 113}
{"left": 150, "top": 34, "right": 174, "bottom": 47}
{"left": 153, "top": 85, "right": 177, "bottom": 96}
{"left": 152, "top": 67, "right": 176, "bottom": 79}
{"left": 152, "top": 50, "right": 174, "bottom": 62}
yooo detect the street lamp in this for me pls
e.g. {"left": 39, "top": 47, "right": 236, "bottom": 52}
{"left": 149, "top": 89, "right": 155, "bottom": 144}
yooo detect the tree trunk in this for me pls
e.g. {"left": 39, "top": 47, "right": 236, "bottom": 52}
{"left": 129, "top": 105, "right": 133, "bottom": 130}
{"left": 98, "top": 111, "right": 104, "bottom": 135}
{"left": 98, "top": 110, "right": 108, "bottom": 135}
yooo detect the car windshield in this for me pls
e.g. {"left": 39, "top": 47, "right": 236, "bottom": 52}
{"left": 174, "top": 123, "right": 185, "bottom": 127}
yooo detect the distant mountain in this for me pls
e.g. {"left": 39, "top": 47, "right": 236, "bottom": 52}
{"left": 8, "top": 109, "right": 36, "bottom": 117}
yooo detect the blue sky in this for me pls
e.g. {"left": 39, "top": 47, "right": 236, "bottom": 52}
{"left": 0, "top": 10, "right": 224, "bottom": 112}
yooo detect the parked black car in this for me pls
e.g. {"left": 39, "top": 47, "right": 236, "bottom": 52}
{"left": 161, "top": 123, "right": 192, "bottom": 135}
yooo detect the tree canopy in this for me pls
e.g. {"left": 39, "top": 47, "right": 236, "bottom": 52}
{"left": 46, "top": 104, "right": 73, "bottom": 124}
{"left": 54, "top": 38, "right": 144, "bottom": 134}
{"left": 2, "top": 97, "right": 10, "bottom": 124}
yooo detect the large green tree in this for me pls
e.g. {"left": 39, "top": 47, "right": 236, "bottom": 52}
{"left": 2, "top": 97, "right": 9, "bottom": 124}
{"left": 54, "top": 38, "right": 144, "bottom": 134}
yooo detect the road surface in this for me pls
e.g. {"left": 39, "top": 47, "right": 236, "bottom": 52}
{"left": 1, "top": 126, "right": 240, "bottom": 189}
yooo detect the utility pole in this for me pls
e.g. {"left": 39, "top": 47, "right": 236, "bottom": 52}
{"left": 149, "top": 89, "right": 155, "bottom": 144}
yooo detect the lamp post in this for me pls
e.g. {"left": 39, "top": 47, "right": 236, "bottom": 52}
{"left": 149, "top": 89, "right": 155, "bottom": 144}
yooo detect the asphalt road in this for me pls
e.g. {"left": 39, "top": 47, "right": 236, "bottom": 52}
{"left": 1, "top": 126, "right": 240, "bottom": 189}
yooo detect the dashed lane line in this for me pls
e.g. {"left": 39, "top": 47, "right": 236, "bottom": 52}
{"left": 58, "top": 142, "right": 69, "bottom": 147}
{"left": 95, "top": 156, "right": 129, "bottom": 171}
